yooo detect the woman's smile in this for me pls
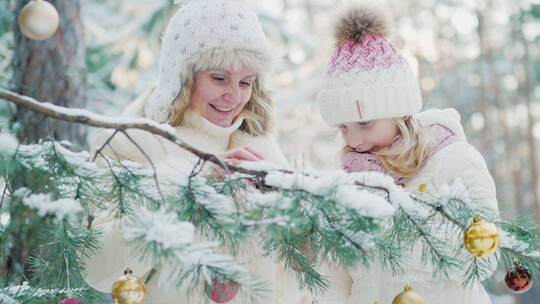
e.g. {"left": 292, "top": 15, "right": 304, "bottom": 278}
{"left": 209, "top": 103, "right": 235, "bottom": 113}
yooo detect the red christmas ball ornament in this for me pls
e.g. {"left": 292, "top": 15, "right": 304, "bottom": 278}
{"left": 58, "top": 299, "right": 84, "bottom": 304}
{"left": 205, "top": 277, "right": 240, "bottom": 303}
{"left": 505, "top": 260, "right": 534, "bottom": 294}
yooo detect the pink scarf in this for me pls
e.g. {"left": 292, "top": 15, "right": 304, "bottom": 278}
{"left": 341, "top": 124, "right": 458, "bottom": 182}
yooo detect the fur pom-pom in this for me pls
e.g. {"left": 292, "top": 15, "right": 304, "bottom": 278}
{"left": 334, "top": 5, "right": 392, "bottom": 45}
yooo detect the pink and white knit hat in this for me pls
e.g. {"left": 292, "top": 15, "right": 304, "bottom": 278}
{"left": 317, "top": 5, "right": 422, "bottom": 125}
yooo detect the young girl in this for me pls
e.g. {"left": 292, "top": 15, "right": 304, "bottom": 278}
{"left": 316, "top": 5, "right": 500, "bottom": 304}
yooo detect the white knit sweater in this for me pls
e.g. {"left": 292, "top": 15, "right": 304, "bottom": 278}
{"left": 83, "top": 97, "right": 311, "bottom": 303}
{"left": 317, "top": 108, "right": 500, "bottom": 304}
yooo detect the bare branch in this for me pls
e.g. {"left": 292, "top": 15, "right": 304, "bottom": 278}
{"left": 120, "top": 130, "right": 166, "bottom": 203}
{"left": 0, "top": 89, "right": 177, "bottom": 141}
{"left": 0, "top": 88, "right": 266, "bottom": 178}
{"left": 91, "top": 130, "right": 118, "bottom": 162}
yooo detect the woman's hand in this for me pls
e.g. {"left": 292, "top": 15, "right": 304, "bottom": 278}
{"left": 208, "top": 146, "right": 266, "bottom": 179}
{"left": 221, "top": 146, "right": 266, "bottom": 163}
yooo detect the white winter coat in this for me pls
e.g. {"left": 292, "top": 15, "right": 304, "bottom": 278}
{"left": 83, "top": 90, "right": 311, "bottom": 304}
{"left": 317, "top": 108, "right": 500, "bottom": 304}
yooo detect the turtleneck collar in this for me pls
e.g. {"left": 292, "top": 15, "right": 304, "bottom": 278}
{"left": 177, "top": 110, "right": 245, "bottom": 150}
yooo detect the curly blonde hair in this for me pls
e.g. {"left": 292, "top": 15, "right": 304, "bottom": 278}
{"left": 344, "top": 116, "right": 433, "bottom": 178}
{"left": 168, "top": 48, "right": 274, "bottom": 137}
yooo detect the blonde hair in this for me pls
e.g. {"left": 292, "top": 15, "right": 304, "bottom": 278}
{"left": 168, "top": 48, "right": 274, "bottom": 137}
{"left": 343, "top": 116, "right": 433, "bottom": 178}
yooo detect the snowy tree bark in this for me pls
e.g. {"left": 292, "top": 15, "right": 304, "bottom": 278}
{"left": 10, "top": 0, "right": 87, "bottom": 148}
{"left": 7, "top": 0, "right": 87, "bottom": 282}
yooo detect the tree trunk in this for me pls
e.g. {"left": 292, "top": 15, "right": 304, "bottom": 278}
{"left": 474, "top": 9, "right": 494, "bottom": 166}
{"left": 7, "top": 0, "right": 86, "bottom": 281}
{"left": 11, "top": 0, "right": 87, "bottom": 148}
{"left": 474, "top": 7, "right": 507, "bottom": 212}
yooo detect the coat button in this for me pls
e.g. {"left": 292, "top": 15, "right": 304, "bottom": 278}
{"left": 418, "top": 184, "right": 428, "bottom": 192}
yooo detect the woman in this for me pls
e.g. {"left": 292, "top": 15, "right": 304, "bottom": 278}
{"left": 84, "top": 1, "right": 310, "bottom": 303}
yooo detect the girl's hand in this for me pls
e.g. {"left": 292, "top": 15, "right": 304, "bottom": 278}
{"left": 341, "top": 152, "right": 386, "bottom": 173}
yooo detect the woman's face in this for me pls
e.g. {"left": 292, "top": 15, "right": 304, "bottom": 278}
{"left": 190, "top": 67, "right": 256, "bottom": 127}
{"left": 338, "top": 118, "right": 399, "bottom": 153}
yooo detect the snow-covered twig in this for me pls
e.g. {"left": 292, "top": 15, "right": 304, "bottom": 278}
{"left": 0, "top": 88, "right": 267, "bottom": 178}
{"left": 0, "top": 282, "right": 87, "bottom": 298}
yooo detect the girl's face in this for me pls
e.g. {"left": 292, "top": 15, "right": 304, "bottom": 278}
{"left": 338, "top": 118, "right": 399, "bottom": 153}
{"left": 190, "top": 67, "right": 256, "bottom": 127}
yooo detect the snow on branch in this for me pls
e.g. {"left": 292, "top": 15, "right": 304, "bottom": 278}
{"left": 0, "top": 89, "right": 177, "bottom": 140}
{"left": 15, "top": 188, "right": 82, "bottom": 221}
{"left": 0, "top": 282, "right": 87, "bottom": 299}
{"left": 0, "top": 88, "right": 267, "bottom": 178}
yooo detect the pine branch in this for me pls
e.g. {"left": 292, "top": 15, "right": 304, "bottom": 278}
{"left": 410, "top": 195, "right": 466, "bottom": 229}
{"left": 283, "top": 187, "right": 373, "bottom": 255}
{"left": 124, "top": 206, "right": 265, "bottom": 301}
{"left": 501, "top": 248, "right": 540, "bottom": 264}
{"left": 98, "top": 155, "right": 138, "bottom": 216}
{"left": 174, "top": 177, "right": 242, "bottom": 245}
{"left": 5, "top": 88, "right": 540, "bottom": 293}
{"left": 318, "top": 207, "right": 368, "bottom": 255}
{"left": 119, "top": 130, "right": 166, "bottom": 203}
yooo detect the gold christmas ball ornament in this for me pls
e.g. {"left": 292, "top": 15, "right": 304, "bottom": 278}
{"left": 18, "top": 0, "right": 60, "bottom": 41}
{"left": 111, "top": 268, "right": 147, "bottom": 304}
{"left": 392, "top": 285, "right": 425, "bottom": 304}
{"left": 464, "top": 216, "right": 499, "bottom": 258}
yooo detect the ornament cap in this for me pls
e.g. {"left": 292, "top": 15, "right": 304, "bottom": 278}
{"left": 514, "top": 258, "right": 522, "bottom": 266}
{"left": 392, "top": 285, "right": 425, "bottom": 304}
{"left": 112, "top": 268, "right": 147, "bottom": 304}
{"left": 473, "top": 216, "right": 482, "bottom": 223}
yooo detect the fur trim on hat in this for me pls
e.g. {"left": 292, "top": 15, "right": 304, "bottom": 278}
{"left": 186, "top": 47, "right": 272, "bottom": 84}
{"left": 143, "top": 0, "right": 272, "bottom": 123}
{"left": 334, "top": 5, "right": 393, "bottom": 46}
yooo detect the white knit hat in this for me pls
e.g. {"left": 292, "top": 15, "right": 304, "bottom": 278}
{"left": 145, "top": 0, "right": 271, "bottom": 123}
{"left": 317, "top": 5, "right": 422, "bottom": 125}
